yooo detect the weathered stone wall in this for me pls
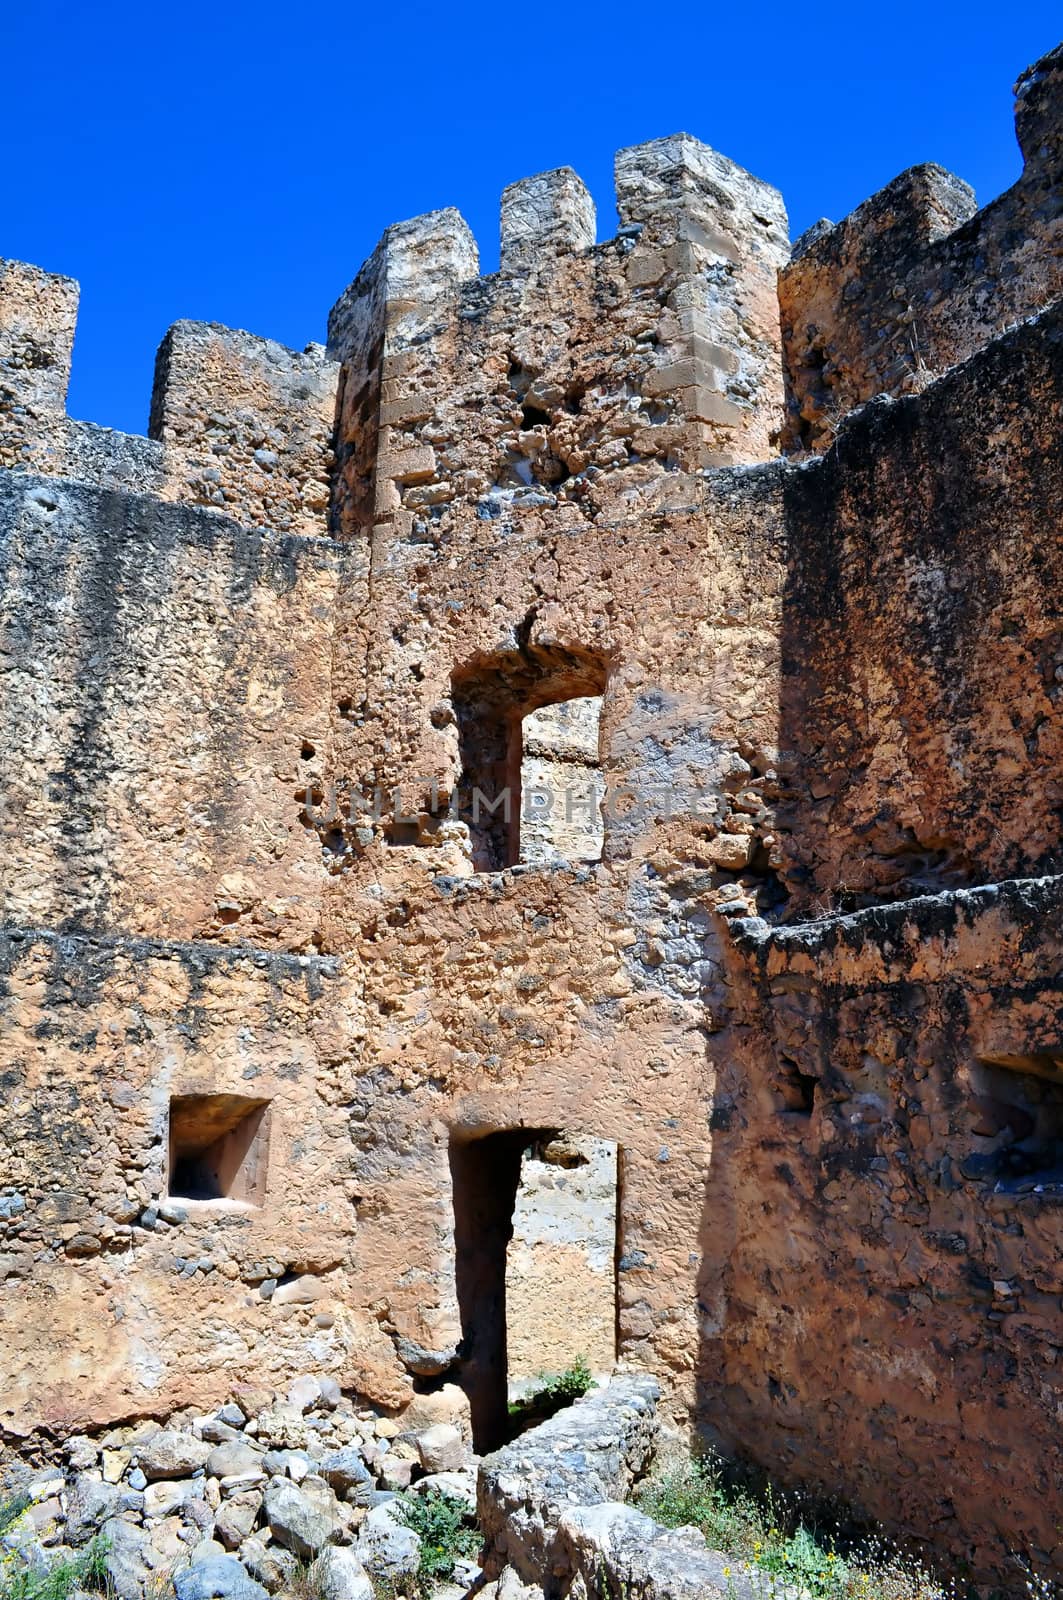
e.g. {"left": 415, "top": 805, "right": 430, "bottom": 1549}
{"left": 0, "top": 39, "right": 1062, "bottom": 1591}
{"left": 0, "top": 925, "right": 403, "bottom": 1441}
{"left": 779, "top": 44, "right": 1063, "bottom": 451}
{"left": 479, "top": 1373, "right": 660, "bottom": 1583}
{"left": 709, "top": 876, "right": 1063, "bottom": 1578}
{"left": 0, "top": 264, "right": 339, "bottom": 526}
{"left": 0, "top": 259, "right": 79, "bottom": 439}
{"left": 149, "top": 322, "right": 337, "bottom": 536}
{"left": 325, "top": 136, "right": 790, "bottom": 557}
{"left": 337, "top": 862, "right": 721, "bottom": 1432}
{"left": 774, "top": 302, "right": 1063, "bottom": 916}
{"left": 0, "top": 471, "right": 346, "bottom": 947}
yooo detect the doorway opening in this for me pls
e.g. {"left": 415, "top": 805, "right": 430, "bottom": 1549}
{"left": 449, "top": 1127, "right": 618, "bottom": 1452}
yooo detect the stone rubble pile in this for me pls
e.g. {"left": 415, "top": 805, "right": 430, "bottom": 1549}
{"left": 0, "top": 1373, "right": 475, "bottom": 1600}
{"left": 2, "top": 1373, "right": 747, "bottom": 1599}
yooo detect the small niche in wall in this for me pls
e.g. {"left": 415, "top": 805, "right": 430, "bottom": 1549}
{"left": 964, "top": 1054, "right": 1063, "bottom": 1192}
{"left": 774, "top": 1054, "right": 817, "bottom": 1115}
{"left": 168, "top": 1094, "right": 271, "bottom": 1206}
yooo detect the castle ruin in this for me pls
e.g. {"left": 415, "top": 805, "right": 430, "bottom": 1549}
{"left": 0, "top": 40, "right": 1061, "bottom": 1595}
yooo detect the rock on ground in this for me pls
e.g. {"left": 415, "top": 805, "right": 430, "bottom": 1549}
{"left": 415, "top": 1422, "right": 465, "bottom": 1473}
{"left": 409, "top": 1469, "right": 477, "bottom": 1510}
{"left": 319, "top": 1445, "right": 372, "bottom": 1492}
{"left": 262, "top": 1481, "right": 337, "bottom": 1558}
{"left": 238, "top": 1536, "right": 297, "bottom": 1593}
{"left": 64, "top": 1475, "right": 120, "bottom": 1544}
{"left": 142, "top": 1478, "right": 196, "bottom": 1518}
{"left": 173, "top": 1554, "right": 269, "bottom": 1600}
{"left": 556, "top": 1502, "right": 762, "bottom": 1599}
{"left": 214, "top": 1496, "right": 261, "bottom": 1551}
{"left": 205, "top": 1441, "right": 264, "bottom": 1480}
{"left": 136, "top": 1431, "right": 212, "bottom": 1481}
{"left": 306, "top": 1546, "right": 374, "bottom": 1600}
{"left": 478, "top": 1571, "right": 544, "bottom": 1600}
{"left": 355, "top": 1501, "right": 421, "bottom": 1586}
{"left": 98, "top": 1519, "right": 153, "bottom": 1600}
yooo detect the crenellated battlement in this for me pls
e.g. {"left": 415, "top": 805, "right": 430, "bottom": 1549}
{"left": 0, "top": 262, "right": 339, "bottom": 533}
{"left": 0, "top": 258, "right": 79, "bottom": 419}
{"left": 2, "top": 43, "right": 1060, "bottom": 530}
{"left": 780, "top": 41, "right": 1063, "bottom": 451}
{"left": 326, "top": 134, "right": 789, "bottom": 548}
{"left": 500, "top": 167, "right": 596, "bottom": 272}
{"left": 149, "top": 319, "right": 337, "bottom": 536}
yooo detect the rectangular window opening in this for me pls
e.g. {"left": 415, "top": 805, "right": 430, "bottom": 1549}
{"left": 168, "top": 1094, "right": 271, "bottom": 1206}
{"left": 451, "top": 648, "right": 607, "bottom": 872}
{"left": 965, "top": 1055, "right": 1063, "bottom": 1193}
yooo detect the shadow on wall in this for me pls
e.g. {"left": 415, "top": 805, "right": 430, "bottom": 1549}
{"left": 450, "top": 1127, "right": 554, "bottom": 1452}
{"left": 693, "top": 308, "right": 1063, "bottom": 1584}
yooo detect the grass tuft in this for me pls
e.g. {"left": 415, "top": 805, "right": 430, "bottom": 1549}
{"left": 633, "top": 1456, "right": 1059, "bottom": 1600}
{"left": 0, "top": 1529, "right": 111, "bottom": 1600}
{"left": 506, "top": 1355, "right": 594, "bottom": 1431}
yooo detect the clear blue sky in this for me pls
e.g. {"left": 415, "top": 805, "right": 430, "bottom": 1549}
{"left": 4, "top": 1, "right": 1059, "bottom": 436}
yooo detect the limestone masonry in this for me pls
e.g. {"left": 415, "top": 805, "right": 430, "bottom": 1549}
{"left": 0, "top": 39, "right": 1061, "bottom": 1595}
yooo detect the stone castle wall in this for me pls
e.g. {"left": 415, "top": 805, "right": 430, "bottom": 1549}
{"left": 713, "top": 875, "right": 1063, "bottom": 1576}
{"left": 779, "top": 44, "right": 1063, "bottom": 451}
{"left": 0, "top": 473, "right": 343, "bottom": 947}
{"left": 1, "top": 41, "right": 1062, "bottom": 1588}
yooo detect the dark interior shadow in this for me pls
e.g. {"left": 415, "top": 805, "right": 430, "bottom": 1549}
{"left": 449, "top": 1125, "right": 557, "bottom": 1453}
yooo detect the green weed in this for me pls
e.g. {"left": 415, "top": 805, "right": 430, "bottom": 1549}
{"left": 635, "top": 1457, "right": 959, "bottom": 1599}
{"left": 0, "top": 1532, "right": 110, "bottom": 1600}
{"left": 506, "top": 1355, "right": 594, "bottom": 1431}
{"left": 395, "top": 1488, "right": 480, "bottom": 1598}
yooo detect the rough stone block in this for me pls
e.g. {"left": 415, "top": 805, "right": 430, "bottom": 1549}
{"left": 1015, "top": 41, "right": 1063, "bottom": 172}
{"left": 327, "top": 209, "right": 479, "bottom": 362}
{"left": 555, "top": 1502, "right": 753, "bottom": 1599}
{"left": 500, "top": 167, "right": 596, "bottom": 272}
{"left": 355, "top": 1502, "right": 420, "bottom": 1586}
{"left": 415, "top": 1422, "right": 465, "bottom": 1473}
{"left": 136, "top": 1430, "right": 213, "bottom": 1481}
{"left": 0, "top": 259, "right": 79, "bottom": 416}
{"left": 478, "top": 1374, "right": 660, "bottom": 1582}
{"left": 306, "top": 1547, "right": 374, "bottom": 1600}
{"left": 173, "top": 1554, "right": 269, "bottom": 1600}
{"left": 614, "top": 134, "right": 788, "bottom": 252}
{"left": 263, "top": 1481, "right": 338, "bottom": 1558}
{"left": 149, "top": 320, "right": 338, "bottom": 536}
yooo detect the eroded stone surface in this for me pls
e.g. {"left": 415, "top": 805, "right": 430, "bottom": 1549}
{"left": 555, "top": 1503, "right": 747, "bottom": 1599}
{"left": 478, "top": 1375, "right": 660, "bottom": 1582}
{"left": 780, "top": 45, "right": 1063, "bottom": 450}
{"left": 0, "top": 40, "right": 1062, "bottom": 1593}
